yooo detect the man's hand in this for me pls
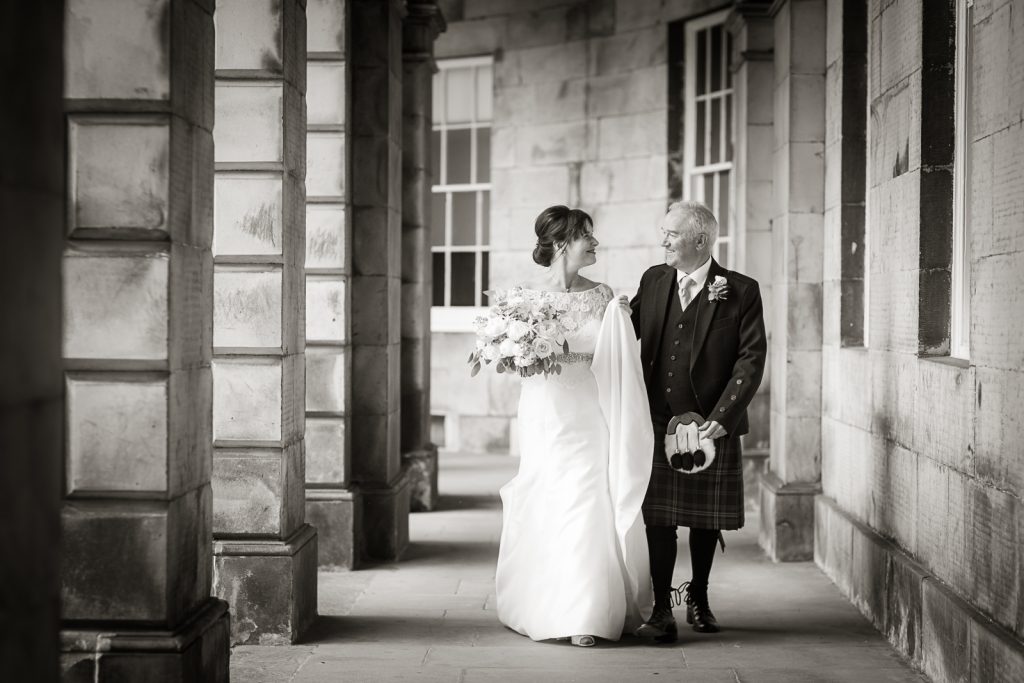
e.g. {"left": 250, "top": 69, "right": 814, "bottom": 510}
{"left": 617, "top": 295, "right": 630, "bottom": 310}
{"left": 698, "top": 420, "right": 728, "bottom": 441}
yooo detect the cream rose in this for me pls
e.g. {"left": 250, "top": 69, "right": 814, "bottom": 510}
{"left": 535, "top": 320, "right": 559, "bottom": 340}
{"left": 482, "top": 343, "right": 501, "bottom": 361}
{"left": 499, "top": 338, "right": 521, "bottom": 357}
{"left": 506, "top": 319, "right": 532, "bottom": 341}
{"left": 484, "top": 315, "right": 508, "bottom": 337}
{"left": 532, "top": 338, "right": 554, "bottom": 359}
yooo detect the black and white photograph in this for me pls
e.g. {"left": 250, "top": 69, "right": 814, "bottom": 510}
{"left": 2, "top": 0, "right": 1021, "bottom": 681}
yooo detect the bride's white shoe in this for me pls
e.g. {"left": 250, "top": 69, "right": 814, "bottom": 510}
{"left": 570, "top": 635, "right": 596, "bottom": 647}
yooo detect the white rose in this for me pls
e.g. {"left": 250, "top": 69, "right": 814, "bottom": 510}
{"left": 484, "top": 315, "right": 508, "bottom": 337}
{"left": 532, "top": 338, "right": 554, "bottom": 359}
{"left": 476, "top": 337, "right": 487, "bottom": 350}
{"left": 499, "top": 338, "right": 521, "bottom": 357}
{"left": 482, "top": 343, "right": 501, "bottom": 361}
{"left": 535, "top": 320, "right": 558, "bottom": 340}
{"left": 506, "top": 319, "right": 532, "bottom": 341}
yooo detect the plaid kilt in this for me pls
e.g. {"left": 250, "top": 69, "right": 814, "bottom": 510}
{"left": 642, "top": 421, "right": 744, "bottom": 530}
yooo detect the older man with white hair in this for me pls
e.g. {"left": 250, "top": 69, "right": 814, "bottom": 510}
{"left": 629, "top": 201, "right": 767, "bottom": 643}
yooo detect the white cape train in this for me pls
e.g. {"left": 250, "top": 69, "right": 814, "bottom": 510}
{"left": 496, "top": 301, "right": 653, "bottom": 641}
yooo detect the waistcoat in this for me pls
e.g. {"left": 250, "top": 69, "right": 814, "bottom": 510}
{"left": 651, "top": 287, "right": 702, "bottom": 417}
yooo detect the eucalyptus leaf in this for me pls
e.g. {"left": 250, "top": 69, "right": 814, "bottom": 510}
{"left": 470, "top": 362, "right": 481, "bottom": 377}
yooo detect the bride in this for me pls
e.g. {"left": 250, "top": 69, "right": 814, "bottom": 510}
{"left": 494, "top": 205, "right": 653, "bottom": 647}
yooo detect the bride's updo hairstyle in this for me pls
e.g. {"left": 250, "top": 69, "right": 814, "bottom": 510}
{"left": 532, "top": 205, "right": 594, "bottom": 267}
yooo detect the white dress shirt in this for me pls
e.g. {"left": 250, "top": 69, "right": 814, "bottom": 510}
{"left": 676, "top": 257, "right": 713, "bottom": 307}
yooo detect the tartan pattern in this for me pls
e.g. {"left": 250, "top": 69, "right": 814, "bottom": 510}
{"left": 642, "top": 430, "right": 744, "bottom": 530}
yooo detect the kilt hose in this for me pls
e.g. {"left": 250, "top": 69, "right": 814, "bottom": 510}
{"left": 641, "top": 412, "right": 745, "bottom": 530}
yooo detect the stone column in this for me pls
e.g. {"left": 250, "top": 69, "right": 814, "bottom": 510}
{"left": 350, "top": 0, "right": 410, "bottom": 561}
{"left": 1, "top": 4, "right": 63, "bottom": 682}
{"left": 759, "top": 0, "right": 826, "bottom": 562}
{"left": 401, "top": 1, "right": 445, "bottom": 513}
{"left": 727, "top": 3, "right": 775, "bottom": 507}
{"left": 303, "top": 0, "right": 362, "bottom": 570}
{"left": 59, "top": 0, "right": 230, "bottom": 679}
{"left": 211, "top": 0, "right": 317, "bottom": 644}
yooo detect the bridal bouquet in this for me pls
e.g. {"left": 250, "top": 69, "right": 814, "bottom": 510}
{"left": 468, "top": 286, "right": 570, "bottom": 378}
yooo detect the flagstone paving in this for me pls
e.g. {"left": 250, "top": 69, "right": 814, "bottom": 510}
{"left": 232, "top": 452, "right": 927, "bottom": 682}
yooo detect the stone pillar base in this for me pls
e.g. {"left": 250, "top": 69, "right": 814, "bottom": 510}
{"left": 213, "top": 524, "right": 317, "bottom": 645}
{"left": 403, "top": 444, "right": 439, "bottom": 512}
{"left": 61, "top": 598, "right": 230, "bottom": 683}
{"left": 306, "top": 488, "right": 363, "bottom": 570}
{"left": 758, "top": 470, "right": 820, "bottom": 562}
{"left": 362, "top": 470, "right": 411, "bottom": 561}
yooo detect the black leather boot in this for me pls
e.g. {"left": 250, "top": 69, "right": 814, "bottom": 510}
{"left": 635, "top": 604, "right": 678, "bottom": 643}
{"left": 683, "top": 582, "right": 720, "bottom": 633}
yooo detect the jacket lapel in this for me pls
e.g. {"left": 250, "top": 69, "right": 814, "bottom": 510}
{"left": 645, "top": 267, "right": 675, "bottom": 357}
{"left": 689, "top": 258, "right": 723, "bottom": 372}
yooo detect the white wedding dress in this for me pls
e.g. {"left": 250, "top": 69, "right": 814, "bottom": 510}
{"left": 495, "top": 285, "right": 654, "bottom": 641}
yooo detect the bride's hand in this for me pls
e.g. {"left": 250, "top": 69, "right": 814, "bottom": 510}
{"left": 617, "top": 295, "right": 630, "bottom": 310}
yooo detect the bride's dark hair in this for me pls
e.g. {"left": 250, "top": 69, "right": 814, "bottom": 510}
{"left": 532, "top": 205, "right": 593, "bottom": 266}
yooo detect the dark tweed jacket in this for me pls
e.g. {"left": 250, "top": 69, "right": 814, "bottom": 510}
{"left": 629, "top": 258, "right": 767, "bottom": 437}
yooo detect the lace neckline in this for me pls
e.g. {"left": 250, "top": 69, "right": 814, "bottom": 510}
{"left": 516, "top": 284, "right": 604, "bottom": 295}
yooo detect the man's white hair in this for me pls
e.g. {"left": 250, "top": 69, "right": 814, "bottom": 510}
{"left": 665, "top": 200, "right": 719, "bottom": 246}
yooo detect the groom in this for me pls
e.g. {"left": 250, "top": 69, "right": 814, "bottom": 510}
{"left": 629, "top": 201, "right": 766, "bottom": 642}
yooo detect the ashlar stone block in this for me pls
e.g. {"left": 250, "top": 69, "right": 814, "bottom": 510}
{"left": 212, "top": 451, "right": 284, "bottom": 536}
{"left": 68, "top": 115, "right": 170, "bottom": 236}
{"left": 63, "top": 247, "right": 169, "bottom": 361}
{"left": 64, "top": 0, "right": 171, "bottom": 101}
{"left": 305, "top": 417, "right": 347, "bottom": 485}
{"left": 307, "top": 132, "right": 346, "bottom": 197}
{"left": 214, "top": 0, "right": 283, "bottom": 72}
{"left": 306, "top": 276, "right": 346, "bottom": 343}
{"left": 307, "top": 0, "right": 346, "bottom": 53}
{"left": 306, "top": 204, "right": 347, "bottom": 270}
{"left": 214, "top": 82, "right": 284, "bottom": 163}
{"left": 67, "top": 375, "right": 168, "bottom": 493}
{"left": 305, "top": 347, "right": 346, "bottom": 414}
{"left": 214, "top": 174, "right": 283, "bottom": 256}
{"left": 212, "top": 358, "right": 282, "bottom": 442}
{"left": 213, "top": 267, "right": 283, "bottom": 349}
{"left": 308, "top": 62, "right": 346, "bottom": 126}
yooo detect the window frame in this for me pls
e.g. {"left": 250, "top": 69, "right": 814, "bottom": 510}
{"left": 950, "top": 0, "right": 972, "bottom": 360}
{"left": 430, "top": 55, "right": 493, "bottom": 330}
{"left": 682, "top": 8, "right": 738, "bottom": 270}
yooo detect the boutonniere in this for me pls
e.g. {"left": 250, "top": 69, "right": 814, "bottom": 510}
{"left": 708, "top": 275, "right": 729, "bottom": 302}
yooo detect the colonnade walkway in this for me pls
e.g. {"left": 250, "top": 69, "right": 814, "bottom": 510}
{"left": 231, "top": 452, "right": 927, "bottom": 682}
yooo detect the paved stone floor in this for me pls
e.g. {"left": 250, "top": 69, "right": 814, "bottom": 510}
{"left": 232, "top": 452, "right": 927, "bottom": 682}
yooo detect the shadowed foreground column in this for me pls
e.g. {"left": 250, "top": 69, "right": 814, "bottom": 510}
{"left": 401, "top": 0, "right": 445, "bottom": 513}
{"left": 303, "top": 0, "right": 363, "bottom": 570}
{"left": 759, "top": 0, "right": 826, "bottom": 562}
{"left": 59, "top": 0, "right": 229, "bottom": 680}
{"left": 350, "top": 0, "right": 410, "bottom": 561}
{"left": 211, "top": 0, "right": 317, "bottom": 644}
{"left": 1, "top": 4, "right": 63, "bottom": 682}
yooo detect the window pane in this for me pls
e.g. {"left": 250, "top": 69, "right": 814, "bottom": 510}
{"left": 480, "top": 191, "right": 490, "bottom": 244}
{"left": 725, "top": 93, "right": 733, "bottom": 161}
{"left": 431, "top": 130, "right": 441, "bottom": 184}
{"left": 695, "top": 100, "right": 706, "bottom": 166}
{"left": 451, "top": 192, "right": 476, "bottom": 245}
{"left": 710, "top": 25, "right": 722, "bottom": 92}
{"left": 447, "top": 128, "right": 471, "bottom": 185}
{"left": 718, "top": 171, "right": 730, "bottom": 236}
{"left": 445, "top": 67, "right": 474, "bottom": 124}
{"left": 690, "top": 174, "right": 703, "bottom": 202}
{"left": 430, "top": 192, "right": 446, "bottom": 246}
{"left": 696, "top": 29, "right": 707, "bottom": 95}
{"left": 726, "top": 33, "right": 733, "bottom": 88}
{"left": 432, "top": 71, "right": 444, "bottom": 121}
{"left": 432, "top": 252, "right": 446, "bottom": 306}
{"left": 476, "top": 127, "right": 490, "bottom": 183}
{"left": 480, "top": 252, "right": 489, "bottom": 298}
{"left": 710, "top": 97, "right": 721, "bottom": 164}
{"left": 718, "top": 241, "right": 729, "bottom": 268}
{"left": 451, "top": 252, "right": 476, "bottom": 306}
{"left": 476, "top": 66, "right": 493, "bottom": 121}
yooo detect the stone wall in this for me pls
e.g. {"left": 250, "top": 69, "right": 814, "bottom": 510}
{"left": 817, "top": 0, "right": 1024, "bottom": 679}
{"left": 431, "top": 0, "right": 760, "bottom": 456}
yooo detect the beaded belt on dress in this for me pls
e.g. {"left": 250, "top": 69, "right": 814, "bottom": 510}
{"left": 554, "top": 352, "right": 593, "bottom": 365}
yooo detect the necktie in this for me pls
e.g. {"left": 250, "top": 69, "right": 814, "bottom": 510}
{"left": 679, "top": 276, "right": 693, "bottom": 309}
